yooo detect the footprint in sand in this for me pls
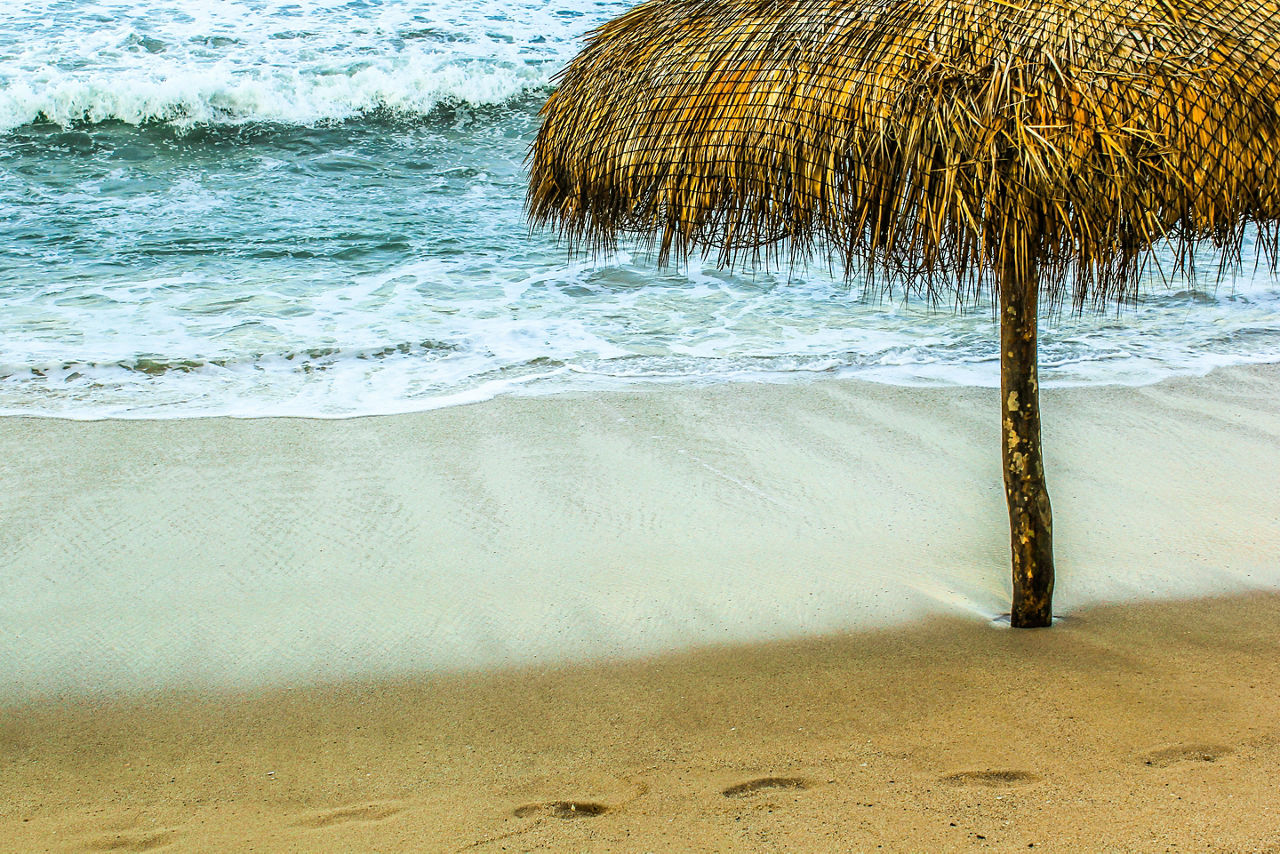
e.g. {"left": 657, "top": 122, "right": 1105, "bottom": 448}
{"left": 86, "top": 830, "right": 176, "bottom": 852}
{"left": 940, "top": 770, "right": 1040, "bottom": 787}
{"left": 295, "top": 803, "right": 403, "bottom": 829}
{"left": 1140, "top": 743, "right": 1233, "bottom": 768}
{"left": 513, "top": 800, "right": 610, "bottom": 819}
{"left": 721, "top": 777, "right": 811, "bottom": 797}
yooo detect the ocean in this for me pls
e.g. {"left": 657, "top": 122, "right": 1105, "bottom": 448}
{"left": 3, "top": 0, "right": 1280, "bottom": 420}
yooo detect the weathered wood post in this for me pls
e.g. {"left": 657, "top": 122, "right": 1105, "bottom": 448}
{"left": 999, "top": 242, "right": 1055, "bottom": 627}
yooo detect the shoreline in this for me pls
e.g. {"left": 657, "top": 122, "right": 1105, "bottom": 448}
{"left": 5, "top": 354, "right": 1280, "bottom": 424}
{"left": 3, "top": 591, "right": 1278, "bottom": 851}
{"left": 3, "top": 364, "right": 1280, "bottom": 698}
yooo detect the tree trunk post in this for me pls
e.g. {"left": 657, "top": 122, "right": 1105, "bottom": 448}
{"left": 999, "top": 246, "right": 1055, "bottom": 628}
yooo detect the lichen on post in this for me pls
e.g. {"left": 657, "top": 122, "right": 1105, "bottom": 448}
{"left": 999, "top": 242, "right": 1054, "bottom": 628}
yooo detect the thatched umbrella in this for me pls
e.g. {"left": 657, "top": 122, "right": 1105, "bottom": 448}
{"left": 526, "top": 0, "right": 1280, "bottom": 627}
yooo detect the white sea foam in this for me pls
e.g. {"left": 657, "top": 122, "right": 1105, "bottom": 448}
{"left": 0, "top": 0, "right": 628, "bottom": 130}
{"left": 2, "top": 251, "right": 1279, "bottom": 419}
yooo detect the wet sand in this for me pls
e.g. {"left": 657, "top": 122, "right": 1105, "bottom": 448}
{"left": 4, "top": 366, "right": 1280, "bottom": 696}
{"left": 2, "top": 365, "right": 1280, "bottom": 850}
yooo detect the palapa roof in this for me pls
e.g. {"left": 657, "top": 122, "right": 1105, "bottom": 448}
{"left": 528, "top": 0, "right": 1280, "bottom": 306}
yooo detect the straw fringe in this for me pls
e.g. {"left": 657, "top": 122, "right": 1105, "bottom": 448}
{"left": 528, "top": 0, "right": 1280, "bottom": 306}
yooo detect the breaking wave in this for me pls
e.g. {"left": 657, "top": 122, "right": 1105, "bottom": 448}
{"left": 0, "top": 0, "right": 626, "bottom": 132}
{"left": 0, "top": 61, "right": 552, "bottom": 132}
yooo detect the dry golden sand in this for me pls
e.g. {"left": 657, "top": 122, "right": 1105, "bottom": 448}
{"left": 3, "top": 592, "right": 1280, "bottom": 852}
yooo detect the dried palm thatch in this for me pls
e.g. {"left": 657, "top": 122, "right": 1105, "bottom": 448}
{"left": 526, "top": 0, "right": 1280, "bottom": 627}
{"left": 529, "top": 0, "right": 1280, "bottom": 307}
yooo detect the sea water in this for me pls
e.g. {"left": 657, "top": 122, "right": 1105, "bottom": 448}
{"left": 3, "top": 0, "right": 1280, "bottom": 419}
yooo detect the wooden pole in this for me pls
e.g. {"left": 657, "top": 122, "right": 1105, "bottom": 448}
{"left": 999, "top": 246, "right": 1055, "bottom": 627}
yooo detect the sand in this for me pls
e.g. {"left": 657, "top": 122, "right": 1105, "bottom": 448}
{"left": 3, "top": 594, "right": 1279, "bottom": 852}
{"left": 2, "top": 365, "right": 1280, "bottom": 850}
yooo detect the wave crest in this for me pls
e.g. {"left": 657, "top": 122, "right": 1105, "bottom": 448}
{"left": 0, "top": 59, "right": 551, "bottom": 132}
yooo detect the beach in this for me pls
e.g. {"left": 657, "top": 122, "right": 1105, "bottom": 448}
{"left": 3, "top": 365, "right": 1280, "bottom": 850}
{"left": 5, "top": 1, "right": 1280, "bottom": 849}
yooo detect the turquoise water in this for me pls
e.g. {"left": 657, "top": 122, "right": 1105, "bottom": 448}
{"left": 3, "top": 0, "right": 1280, "bottom": 418}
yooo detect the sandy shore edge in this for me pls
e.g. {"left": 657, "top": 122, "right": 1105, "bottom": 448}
{"left": 4, "top": 365, "right": 1280, "bottom": 699}
{"left": 4, "top": 365, "right": 1280, "bottom": 849}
